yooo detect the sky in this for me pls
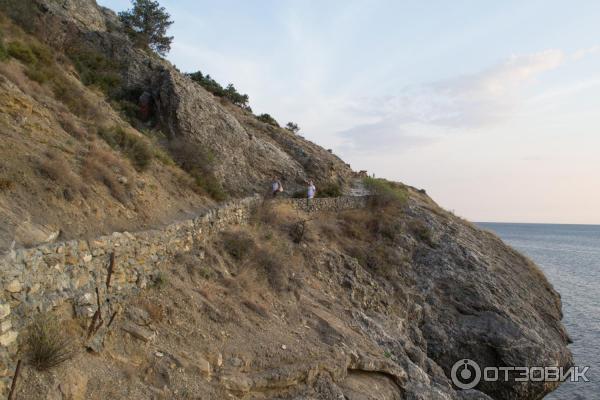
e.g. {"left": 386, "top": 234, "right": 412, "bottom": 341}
{"left": 99, "top": 0, "right": 600, "bottom": 224}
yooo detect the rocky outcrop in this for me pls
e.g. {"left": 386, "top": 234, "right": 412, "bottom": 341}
{"left": 396, "top": 197, "right": 572, "bottom": 399}
{"left": 7, "top": 0, "right": 353, "bottom": 196}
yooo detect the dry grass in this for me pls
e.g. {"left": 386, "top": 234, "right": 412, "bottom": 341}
{"left": 135, "top": 299, "right": 165, "bottom": 324}
{"left": 254, "top": 247, "right": 288, "bottom": 291}
{"left": 251, "top": 201, "right": 298, "bottom": 228}
{"left": 409, "top": 219, "right": 435, "bottom": 247}
{"left": 221, "top": 230, "right": 256, "bottom": 261}
{"left": 23, "top": 313, "right": 76, "bottom": 371}
{"left": 57, "top": 110, "right": 88, "bottom": 140}
{"left": 81, "top": 145, "right": 132, "bottom": 204}
{"left": 0, "top": 60, "right": 49, "bottom": 101}
{"left": 98, "top": 126, "right": 153, "bottom": 171}
{"left": 168, "top": 138, "right": 226, "bottom": 201}
{"left": 37, "top": 151, "right": 86, "bottom": 200}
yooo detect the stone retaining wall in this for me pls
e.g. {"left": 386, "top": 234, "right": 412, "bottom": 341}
{"left": 286, "top": 195, "right": 370, "bottom": 212}
{"left": 0, "top": 194, "right": 369, "bottom": 370}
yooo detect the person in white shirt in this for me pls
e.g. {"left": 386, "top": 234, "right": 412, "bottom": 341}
{"left": 307, "top": 181, "right": 316, "bottom": 199}
{"left": 271, "top": 177, "right": 283, "bottom": 197}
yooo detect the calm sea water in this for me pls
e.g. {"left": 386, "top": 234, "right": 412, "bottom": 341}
{"left": 477, "top": 223, "right": 599, "bottom": 400}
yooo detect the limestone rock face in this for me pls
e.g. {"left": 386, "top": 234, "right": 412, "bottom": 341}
{"left": 20, "top": 0, "right": 353, "bottom": 196}
{"left": 395, "top": 200, "right": 573, "bottom": 400}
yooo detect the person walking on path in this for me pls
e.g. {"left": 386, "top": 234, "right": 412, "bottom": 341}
{"left": 307, "top": 180, "right": 316, "bottom": 207}
{"left": 271, "top": 177, "right": 283, "bottom": 197}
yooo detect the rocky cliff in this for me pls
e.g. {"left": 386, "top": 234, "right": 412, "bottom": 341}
{"left": 0, "top": 0, "right": 352, "bottom": 251}
{"left": 0, "top": 1, "right": 572, "bottom": 399}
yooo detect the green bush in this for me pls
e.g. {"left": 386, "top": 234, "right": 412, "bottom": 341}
{"left": 51, "top": 76, "right": 98, "bottom": 118}
{"left": 24, "top": 313, "right": 75, "bottom": 371}
{"left": 168, "top": 138, "right": 227, "bottom": 201}
{"left": 195, "top": 173, "right": 227, "bottom": 201}
{"left": 0, "top": 37, "right": 8, "bottom": 61}
{"left": 30, "top": 42, "right": 53, "bottom": 64}
{"left": 409, "top": 220, "right": 435, "bottom": 247}
{"left": 24, "top": 65, "right": 52, "bottom": 83}
{"left": 257, "top": 113, "right": 279, "bottom": 127}
{"left": 98, "top": 126, "right": 153, "bottom": 170}
{"left": 363, "top": 177, "right": 408, "bottom": 208}
{"left": 188, "top": 71, "right": 251, "bottom": 110}
{"left": 151, "top": 271, "right": 168, "bottom": 288}
{"left": 6, "top": 40, "right": 36, "bottom": 64}
{"left": 67, "top": 46, "right": 122, "bottom": 95}
{"left": 317, "top": 182, "right": 342, "bottom": 198}
{"left": 285, "top": 122, "right": 299, "bottom": 134}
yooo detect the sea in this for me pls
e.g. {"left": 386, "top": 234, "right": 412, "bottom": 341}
{"left": 477, "top": 223, "right": 599, "bottom": 400}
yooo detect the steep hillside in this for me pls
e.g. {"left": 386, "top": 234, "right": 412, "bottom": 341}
{"left": 0, "top": 1, "right": 572, "bottom": 400}
{"left": 0, "top": 0, "right": 353, "bottom": 252}
{"left": 1, "top": 190, "right": 572, "bottom": 400}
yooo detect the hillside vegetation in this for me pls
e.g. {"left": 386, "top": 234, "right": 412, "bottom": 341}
{"left": 0, "top": 1, "right": 352, "bottom": 252}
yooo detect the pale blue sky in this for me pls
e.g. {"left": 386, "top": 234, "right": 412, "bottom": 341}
{"left": 99, "top": 0, "right": 600, "bottom": 224}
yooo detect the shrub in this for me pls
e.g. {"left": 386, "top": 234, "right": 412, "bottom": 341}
{"left": 317, "top": 182, "right": 342, "bottom": 198}
{"left": 67, "top": 46, "right": 122, "bottom": 95}
{"left": 222, "top": 231, "right": 255, "bottom": 261}
{"left": 196, "top": 174, "right": 227, "bottom": 201}
{"left": 250, "top": 201, "right": 278, "bottom": 226}
{"left": 57, "top": 111, "right": 88, "bottom": 140}
{"left": 151, "top": 271, "right": 168, "bottom": 288}
{"left": 24, "top": 66, "right": 51, "bottom": 83}
{"left": 23, "top": 313, "right": 75, "bottom": 371}
{"left": 51, "top": 75, "right": 97, "bottom": 119}
{"left": 98, "top": 126, "right": 153, "bottom": 170}
{"left": 188, "top": 71, "right": 251, "bottom": 110}
{"left": 111, "top": 98, "right": 140, "bottom": 121}
{"left": 255, "top": 247, "right": 287, "bottom": 291}
{"left": 168, "top": 138, "right": 227, "bottom": 201}
{"left": 188, "top": 71, "right": 225, "bottom": 97}
{"left": 368, "top": 213, "right": 402, "bottom": 241}
{"left": 6, "top": 41, "right": 35, "bottom": 64}
{"left": 285, "top": 122, "right": 299, "bottom": 134}
{"left": 81, "top": 145, "right": 131, "bottom": 204}
{"left": 0, "top": 38, "right": 8, "bottom": 61}
{"left": 289, "top": 220, "right": 308, "bottom": 243}
{"left": 257, "top": 113, "right": 279, "bottom": 127}
{"left": 37, "top": 152, "right": 86, "bottom": 200}
{"left": 363, "top": 177, "right": 408, "bottom": 208}
{"left": 409, "top": 220, "right": 435, "bottom": 247}
{"left": 223, "top": 83, "right": 250, "bottom": 109}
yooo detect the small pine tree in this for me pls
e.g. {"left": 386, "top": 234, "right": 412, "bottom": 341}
{"left": 119, "top": 0, "right": 174, "bottom": 56}
{"left": 285, "top": 122, "right": 299, "bottom": 134}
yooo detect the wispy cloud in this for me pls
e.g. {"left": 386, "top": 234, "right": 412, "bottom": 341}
{"left": 337, "top": 49, "right": 566, "bottom": 153}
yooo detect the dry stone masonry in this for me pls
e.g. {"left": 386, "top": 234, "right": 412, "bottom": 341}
{"left": 0, "top": 195, "right": 370, "bottom": 375}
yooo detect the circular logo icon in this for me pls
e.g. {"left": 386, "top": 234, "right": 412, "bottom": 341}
{"left": 451, "top": 359, "right": 481, "bottom": 390}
